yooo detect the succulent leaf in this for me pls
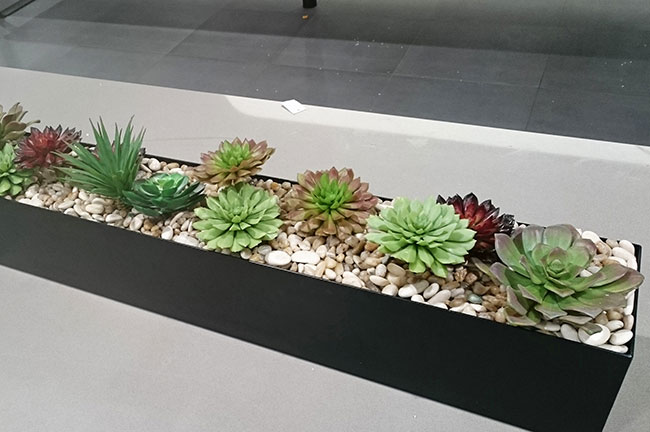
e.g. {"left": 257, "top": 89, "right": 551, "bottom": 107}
{"left": 57, "top": 118, "right": 144, "bottom": 200}
{"left": 286, "top": 167, "right": 378, "bottom": 237}
{"left": 123, "top": 173, "right": 205, "bottom": 218}
{"left": 16, "top": 125, "right": 81, "bottom": 169}
{"left": 366, "top": 198, "right": 476, "bottom": 277}
{"left": 0, "top": 103, "right": 39, "bottom": 146}
{"left": 193, "top": 183, "right": 282, "bottom": 252}
{"left": 0, "top": 143, "right": 34, "bottom": 197}
{"left": 193, "top": 138, "right": 274, "bottom": 188}
{"left": 437, "top": 193, "right": 514, "bottom": 253}
{"left": 492, "top": 224, "right": 644, "bottom": 326}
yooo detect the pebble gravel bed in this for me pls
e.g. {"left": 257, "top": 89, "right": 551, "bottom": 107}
{"left": 5, "top": 157, "right": 639, "bottom": 353}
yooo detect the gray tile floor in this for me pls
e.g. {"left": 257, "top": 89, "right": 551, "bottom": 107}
{"left": 1, "top": 0, "right": 650, "bottom": 145}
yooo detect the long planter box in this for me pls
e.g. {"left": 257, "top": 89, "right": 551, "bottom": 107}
{"left": 0, "top": 162, "right": 640, "bottom": 432}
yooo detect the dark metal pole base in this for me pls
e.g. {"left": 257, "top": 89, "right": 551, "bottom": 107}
{"left": 0, "top": 0, "right": 36, "bottom": 18}
{"left": 303, "top": 0, "right": 317, "bottom": 9}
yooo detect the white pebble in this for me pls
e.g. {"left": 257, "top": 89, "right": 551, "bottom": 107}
{"left": 325, "top": 269, "right": 337, "bottom": 280}
{"left": 414, "top": 280, "right": 429, "bottom": 294}
{"left": 450, "top": 287, "right": 465, "bottom": 298}
{"left": 427, "top": 290, "right": 451, "bottom": 304}
{"left": 450, "top": 304, "right": 467, "bottom": 312}
{"left": 624, "top": 291, "right": 635, "bottom": 315}
{"left": 369, "top": 275, "right": 389, "bottom": 287}
{"left": 601, "top": 344, "right": 628, "bottom": 354}
{"left": 63, "top": 208, "right": 78, "bottom": 217}
{"left": 612, "top": 247, "right": 635, "bottom": 262}
{"left": 430, "top": 302, "right": 448, "bottom": 310}
{"left": 609, "top": 330, "right": 633, "bottom": 346}
{"left": 266, "top": 251, "right": 291, "bottom": 267}
{"left": 315, "top": 245, "right": 327, "bottom": 258}
{"left": 105, "top": 213, "right": 123, "bottom": 224}
{"left": 85, "top": 203, "right": 104, "bottom": 214}
{"left": 581, "top": 231, "right": 600, "bottom": 244}
{"left": 387, "top": 263, "right": 405, "bottom": 276}
{"left": 291, "top": 250, "right": 320, "bottom": 265}
{"left": 627, "top": 258, "right": 638, "bottom": 270}
{"left": 78, "top": 190, "right": 89, "bottom": 201}
{"left": 342, "top": 277, "right": 363, "bottom": 288}
{"left": 375, "top": 264, "right": 387, "bottom": 277}
{"left": 461, "top": 305, "right": 477, "bottom": 316}
{"left": 623, "top": 315, "right": 634, "bottom": 330}
{"left": 303, "top": 264, "right": 317, "bottom": 275}
{"left": 381, "top": 284, "right": 398, "bottom": 296}
{"left": 423, "top": 283, "right": 440, "bottom": 300}
{"left": 398, "top": 284, "right": 417, "bottom": 298}
{"left": 57, "top": 200, "right": 75, "bottom": 210}
{"left": 619, "top": 240, "right": 635, "bottom": 255}
{"left": 173, "top": 234, "right": 199, "bottom": 247}
{"left": 257, "top": 245, "right": 272, "bottom": 256}
{"left": 411, "top": 294, "right": 425, "bottom": 303}
{"left": 579, "top": 270, "right": 592, "bottom": 278}
{"left": 560, "top": 324, "right": 579, "bottom": 342}
{"left": 606, "top": 320, "right": 624, "bottom": 332}
{"left": 129, "top": 216, "right": 144, "bottom": 231}
{"left": 148, "top": 158, "right": 161, "bottom": 171}
{"left": 239, "top": 248, "right": 252, "bottom": 260}
{"left": 604, "top": 256, "right": 626, "bottom": 266}
{"left": 578, "top": 324, "right": 610, "bottom": 346}
{"left": 469, "top": 304, "right": 486, "bottom": 312}
{"left": 161, "top": 226, "right": 173, "bottom": 240}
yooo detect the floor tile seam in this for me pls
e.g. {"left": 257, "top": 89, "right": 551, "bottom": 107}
{"left": 533, "top": 84, "right": 650, "bottom": 102}
{"left": 388, "top": 72, "right": 541, "bottom": 91}
{"left": 259, "top": 62, "right": 396, "bottom": 80}
{"left": 523, "top": 54, "right": 550, "bottom": 130}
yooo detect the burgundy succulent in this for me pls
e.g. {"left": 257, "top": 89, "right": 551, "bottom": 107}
{"left": 436, "top": 193, "right": 514, "bottom": 253}
{"left": 15, "top": 125, "right": 81, "bottom": 169}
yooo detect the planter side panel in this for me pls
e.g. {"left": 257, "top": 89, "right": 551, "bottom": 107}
{"left": 0, "top": 199, "right": 632, "bottom": 432}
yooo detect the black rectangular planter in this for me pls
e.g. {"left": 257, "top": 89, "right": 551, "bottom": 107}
{"left": 0, "top": 166, "right": 640, "bottom": 432}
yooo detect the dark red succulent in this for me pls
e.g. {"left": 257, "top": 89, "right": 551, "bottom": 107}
{"left": 15, "top": 125, "right": 81, "bottom": 169}
{"left": 436, "top": 193, "right": 514, "bottom": 253}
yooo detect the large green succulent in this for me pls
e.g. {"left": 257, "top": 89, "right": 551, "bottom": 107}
{"left": 123, "top": 173, "right": 205, "bottom": 218}
{"left": 0, "top": 143, "right": 33, "bottom": 196}
{"left": 491, "top": 224, "right": 644, "bottom": 326}
{"left": 193, "top": 183, "right": 282, "bottom": 252}
{"left": 58, "top": 118, "right": 144, "bottom": 200}
{"left": 0, "top": 103, "right": 39, "bottom": 146}
{"left": 366, "top": 198, "right": 476, "bottom": 277}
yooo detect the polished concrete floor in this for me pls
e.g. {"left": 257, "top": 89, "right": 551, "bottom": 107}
{"left": 1, "top": 0, "right": 650, "bottom": 145}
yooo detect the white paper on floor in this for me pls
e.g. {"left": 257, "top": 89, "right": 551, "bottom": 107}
{"left": 282, "top": 99, "right": 306, "bottom": 115}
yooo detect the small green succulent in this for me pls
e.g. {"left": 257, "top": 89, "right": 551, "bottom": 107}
{"left": 0, "top": 102, "right": 39, "bottom": 146}
{"left": 366, "top": 198, "right": 476, "bottom": 277}
{"left": 0, "top": 143, "right": 33, "bottom": 196}
{"left": 58, "top": 118, "right": 144, "bottom": 200}
{"left": 285, "top": 167, "right": 378, "bottom": 236}
{"left": 491, "top": 224, "right": 644, "bottom": 326}
{"left": 193, "top": 183, "right": 282, "bottom": 252}
{"left": 193, "top": 138, "right": 274, "bottom": 188}
{"left": 123, "top": 173, "right": 205, "bottom": 218}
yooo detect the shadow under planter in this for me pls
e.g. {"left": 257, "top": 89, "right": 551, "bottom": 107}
{"left": 0, "top": 168, "right": 640, "bottom": 432}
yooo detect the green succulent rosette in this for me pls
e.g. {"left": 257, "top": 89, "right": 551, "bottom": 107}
{"left": 366, "top": 197, "right": 476, "bottom": 277}
{"left": 286, "top": 167, "right": 378, "bottom": 236}
{"left": 0, "top": 143, "right": 34, "bottom": 196}
{"left": 491, "top": 224, "right": 644, "bottom": 326}
{"left": 0, "top": 102, "right": 39, "bottom": 146}
{"left": 123, "top": 173, "right": 205, "bottom": 218}
{"left": 193, "top": 138, "right": 274, "bottom": 188}
{"left": 193, "top": 183, "right": 282, "bottom": 252}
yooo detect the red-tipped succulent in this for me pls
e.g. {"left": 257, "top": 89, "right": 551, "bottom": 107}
{"left": 15, "top": 125, "right": 81, "bottom": 169}
{"left": 436, "top": 193, "right": 514, "bottom": 253}
{"left": 286, "top": 167, "right": 378, "bottom": 236}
